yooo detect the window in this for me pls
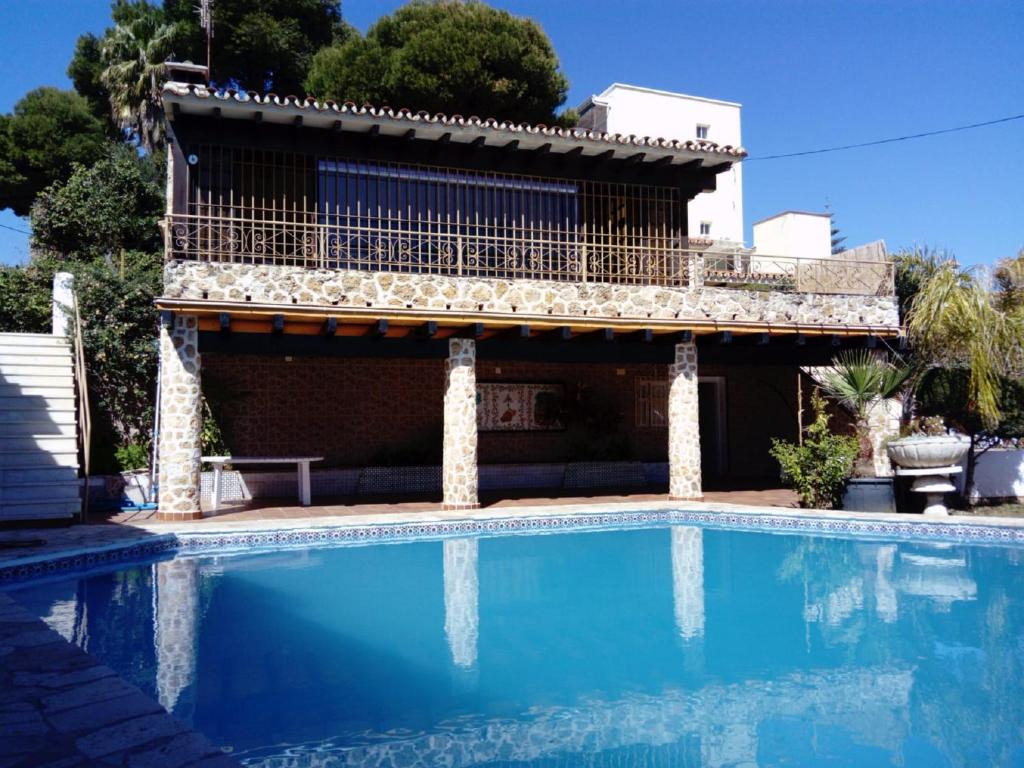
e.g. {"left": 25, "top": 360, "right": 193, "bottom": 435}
{"left": 636, "top": 379, "right": 668, "bottom": 428}
{"left": 699, "top": 221, "right": 712, "bottom": 236}
{"left": 696, "top": 124, "right": 710, "bottom": 140}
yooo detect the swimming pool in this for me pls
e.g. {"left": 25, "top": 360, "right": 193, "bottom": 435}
{"left": 8, "top": 521, "right": 1024, "bottom": 766}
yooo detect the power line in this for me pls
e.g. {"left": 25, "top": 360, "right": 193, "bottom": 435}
{"left": 0, "top": 221, "right": 31, "bottom": 235}
{"left": 744, "top": 112, "right": 1024, "bottom": 161}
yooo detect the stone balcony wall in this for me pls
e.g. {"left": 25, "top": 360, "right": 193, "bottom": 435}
{"left": 163, "top": 261, "right": 900, "bottom": 329}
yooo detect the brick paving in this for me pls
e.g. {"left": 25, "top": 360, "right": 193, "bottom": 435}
{"left": 0, "top": 592, "right": 238, "bottom": 768}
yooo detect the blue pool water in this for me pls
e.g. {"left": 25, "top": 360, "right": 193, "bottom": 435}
{"left": 8, "top": 524, "right": 1024, "bottom": 767}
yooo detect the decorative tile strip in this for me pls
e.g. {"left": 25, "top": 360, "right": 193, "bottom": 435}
{"left": 0, "top": 536, "right": 178, "bottom": 584}
{"left": 2, "top": 510, "right": 1023, "bottom": 585}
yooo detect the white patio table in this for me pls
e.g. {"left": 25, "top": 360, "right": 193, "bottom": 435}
{"left": 201, "top": 456, "right": 324, "bottom": 510}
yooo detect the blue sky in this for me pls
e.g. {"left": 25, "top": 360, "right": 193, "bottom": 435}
{"left": 1, "top": 0, "right": 1021, "bottom": 266}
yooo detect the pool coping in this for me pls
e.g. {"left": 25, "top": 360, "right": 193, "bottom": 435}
{"left": 0, "top": 591, "right": 239, "bottom": 767}
{"left": 2, "top": 500, "right": 1023, "bottom": 585}
{"left": 2, "top": 500, "right": 1022, "bottom": 767}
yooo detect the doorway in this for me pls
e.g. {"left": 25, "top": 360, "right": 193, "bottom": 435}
{"left": 698, "top": 377, "right": 728, "bottom": 478}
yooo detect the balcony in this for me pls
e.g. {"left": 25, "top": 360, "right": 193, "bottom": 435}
{"left": 164, "top": 213, "right": 893, "bottom": 298}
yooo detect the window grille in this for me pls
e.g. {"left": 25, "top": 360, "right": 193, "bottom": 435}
{"left": 636, "top": 379, "right": 668, "bottom": 427}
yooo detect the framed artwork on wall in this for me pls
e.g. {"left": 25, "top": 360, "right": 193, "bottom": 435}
{"left": 477, "top": 383, "right": 565, "bottom": 432}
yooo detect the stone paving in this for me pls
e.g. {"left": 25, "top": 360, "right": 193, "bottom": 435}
{"left": 0, "top": 592, "right": 238, "bottom": 768}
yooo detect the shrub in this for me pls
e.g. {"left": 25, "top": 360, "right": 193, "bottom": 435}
{"left": 0, "top": 256, "right": 58, "bottom": 332}
{"left": 115, "top": 442, "right": 149, "bottom": 472}
{"left": 770, "top": 391, "right": 859, "bottom": 509}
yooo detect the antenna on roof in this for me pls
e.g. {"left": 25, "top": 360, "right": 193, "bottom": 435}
{"left": 197, "top": 0, "right": 214, "bottom": 83}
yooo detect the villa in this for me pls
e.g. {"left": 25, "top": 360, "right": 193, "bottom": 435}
{"left": 7, "top": 68, "right": 1024, "bottom": 768}
{"left": 152, "top": 71, "right": 901, "bottom": 520}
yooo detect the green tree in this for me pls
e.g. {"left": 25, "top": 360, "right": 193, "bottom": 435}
{"left": 0, "top": 88, "right": 107, "bottom": 216}
{"left": 906, "top": 252, "right": 1024, "bottom": 501}
{"left": 993, "top": 247, "right": 1024, "bottom": 313}
{"left": 73, "top": 252, "right": 162, "bottom": 453}
{"left": 906, "top": 261, "right": 1023, "bottom": 430}
{"left": 9, "top": 141, "right": 168, "bottom": 470}
{"left": 891, "top": 246, "right": 950, "bottom": 323}
{"left": 99, "top": 0, "right": 186, "bottom": 151}
{"left": 31, "top": 143, "right": 164, "bottom": 263}
{"left": 68, "top": 33, "right": 116, "bottom": 130}
{"left": 164, "top": 0, "right": 351, "bottom": 94}
{"left": 825, "top": 202, "right": 846, "bottom": 255}
{"left": 306, "top": 0, "right": 571, "bottom": 125}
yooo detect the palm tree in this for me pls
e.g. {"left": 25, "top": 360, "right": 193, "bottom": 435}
{"left": 907, "top": 261, "right": 1024, "bottom": 430}
{"left": 905, "top": 255, "right": 1024, "bottom": 499}
{"left": 818, "top": 350, "right": 911, "bottom": 476}
{"left": 100, "top": 1, "right": 184, "bottom": 152}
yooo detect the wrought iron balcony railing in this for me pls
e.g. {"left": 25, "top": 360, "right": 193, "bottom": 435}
{"left": 164, "top": 214, "right": 895, "bottom": 297}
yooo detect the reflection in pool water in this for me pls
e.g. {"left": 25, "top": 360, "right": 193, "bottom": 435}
{"left": 9, "top": 525, "right": 1024, "bottom": 767}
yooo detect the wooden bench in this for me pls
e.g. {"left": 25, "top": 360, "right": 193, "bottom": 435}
{"left": 202, "top": 456, "right": 324, "bottom": 510}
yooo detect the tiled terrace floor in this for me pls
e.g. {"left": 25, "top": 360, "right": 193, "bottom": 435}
{"left": 106, "top": 486, "right": 800, "bottom": 525}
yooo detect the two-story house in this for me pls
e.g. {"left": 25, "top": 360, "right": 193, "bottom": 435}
{"left": 154, "top": 73, "right": 900, "bottom": 520}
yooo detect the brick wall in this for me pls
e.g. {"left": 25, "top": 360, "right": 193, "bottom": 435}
{"left": 203, "top": 355, "right": 446, "bottom": 466}
{"left": 202, "top": 353, "right": 799, "bottom": 477}
{"left": 475, "top": 359, "right": 669, "bottom": 463}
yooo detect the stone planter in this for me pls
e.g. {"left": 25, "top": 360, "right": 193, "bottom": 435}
{"left": 887, "top": 436, "right": 970, "bottom": 516}
{"left": 886, "top": 436, "right": 970, "bottom": 469}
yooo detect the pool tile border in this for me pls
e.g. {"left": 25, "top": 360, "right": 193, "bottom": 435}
{"left": 2, "top": 506, "right": 1023, "bottom": 585}
{"left": 1, "top": 536, "right": 178, "bottom": 584}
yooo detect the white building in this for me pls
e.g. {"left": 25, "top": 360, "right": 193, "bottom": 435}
{"left": 751, "top": 211, "right": 833, "bottom": 261}
{"left": 578, "top": 83, "right": 744, "bottom": 245}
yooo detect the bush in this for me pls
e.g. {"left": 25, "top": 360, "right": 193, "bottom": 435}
{"left": 115, "top": 442, "right": 149, "bottom": 472}
{"left": 0, "top": 256, "right": 58, "bottom": 332}
{"left": 73, "top": 253, "right": 162, "bottom": 448}
{"left": 770, "top": 391, "right": 859, "bottom": 509}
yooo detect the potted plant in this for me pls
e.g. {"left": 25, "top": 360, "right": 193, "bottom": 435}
{"left": 817, "top": 350, "right": 911, "bottom": 512}
{"left": 770, "top": 391, "right": 859, "bottom": 510}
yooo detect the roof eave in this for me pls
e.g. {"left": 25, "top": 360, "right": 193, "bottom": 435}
{"left": 163, "top": 82, "right": 747, "bottom": 171}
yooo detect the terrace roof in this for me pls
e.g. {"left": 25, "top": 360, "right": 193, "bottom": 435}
{"left": 162, "top": 82, "right": 747, "bottom": 173}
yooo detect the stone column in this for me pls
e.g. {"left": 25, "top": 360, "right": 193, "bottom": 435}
{"left": 668, "top": 341, "right": 702, "bottom": 500}
{"left": 157, "top": 314, "right": 203, "bottom": 520}
{"left": 671, "top": 526, "right": 705, "bottom": 639}
{"left": 154, "top": 558, "right": 199, "bottom": 716}
{"left": 443, "top": 338, "right": 479, "bottom": 510}
{"left": 443, "top": 538, "right": 479, "bottom": 668}
{"left": 866, "top": 397, "right": 902, "bottom": 477}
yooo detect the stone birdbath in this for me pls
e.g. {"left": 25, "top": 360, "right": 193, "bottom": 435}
{"left": 887, "top": 435, "right": 971, "bottom": 515}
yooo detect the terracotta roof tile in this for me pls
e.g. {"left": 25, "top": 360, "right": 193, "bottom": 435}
{"left": 163, "top": 82, "right": 748, "bottom": 161}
